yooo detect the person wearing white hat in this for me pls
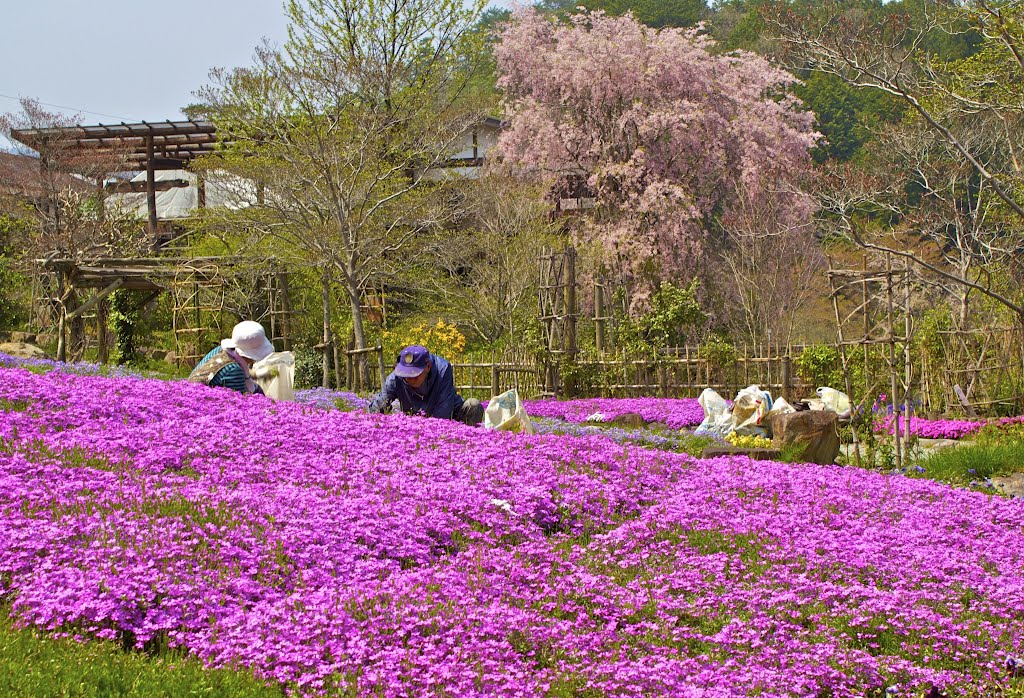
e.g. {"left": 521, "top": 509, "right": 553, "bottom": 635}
{"left": 188, "top": 320, "right": 276, "bottom": 394}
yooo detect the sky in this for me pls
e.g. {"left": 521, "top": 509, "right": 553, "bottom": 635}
{"left": 2, "top": 0, "right": 515, "bottom": 153}
{"left": 1, "top": 0, "right": 292, "bottom": 131}
{"left": 1, "top": 0, "right": 512, "bottom": 129}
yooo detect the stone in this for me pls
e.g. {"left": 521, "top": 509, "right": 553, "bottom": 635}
{"left": 608, "top": 412, "right": 647, "bottom": 429}
{"left": 10, "top": 331, "right": 36, "bottom": 344}
{"left": 992, "top": 473, "right": 1024, "bottom": 498}
{"left": 0, "top": 342, "right": 49, "bottom": 360}
{"left": 769, "top": 410, "right": 841, "bottom": 465}
{"left": 164, "top": 350, "right": 178, "bottom": 365}
{"left": 917, "top": 438, "right": 960, "bottom": 452}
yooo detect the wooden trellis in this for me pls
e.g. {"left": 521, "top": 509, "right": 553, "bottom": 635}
{"left": 924, "top": 325, "right": 1024, "bottom": 417}
{"left": 31, "top": 256, "right": 295, "bottom": 367}
{"left": 171, "top": 259, "right": 296, "bottom": 368}
{"left": 171, "top": 261, "right": 229, "bottom": 367}
{"left": 827, "top": 254, "right": 915, "bottom": 468}
{"left": 538, "top": 245, "right": 577, "bottom": 395}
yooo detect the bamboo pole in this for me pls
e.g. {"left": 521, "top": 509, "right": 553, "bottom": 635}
{"left": 321, "top": 273, "right": 331, "bottom": 389}
{"left": 903, "top": 259, "right": 913, "bottom": 457}
{"left": 886, "top": 253, "right": 902, "bottom": 470}
{"left": 829, "top": 257, "right": 861, "bottom": 468}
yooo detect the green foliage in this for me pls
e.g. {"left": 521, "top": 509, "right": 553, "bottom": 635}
{"left": 558, "top": 357, "right": 605, "bottom": 398}
{"left": 107, "top": 290, "right": 140, "bottom": 366}
{"left": 795, "top": 73, "right": 906, "bottom": 163}
{"left": 576, "top": 0, "right": 708, "bottom": 28}
{"left": 0, "top": 215, "right": 29, "bottom": 332}
{"left": 617, "top": 281, "right": 706, "bottom": 352}
{"left": 697, "top": 335, "right": 736, "bottom": 375}
{"left": 916, "top": 441, "right": 1024, "bottom": 485}
{"left": 0, "top": 612, "right": 279, "bottom": 697}
{"left": 796, "top": 344, "right": 843, "bottom": 389}
{"left": 293, "top": 348, "right": 322, "bottom": 390}
{"left": 710, "top": 0, "right": 773, "bottom": 53}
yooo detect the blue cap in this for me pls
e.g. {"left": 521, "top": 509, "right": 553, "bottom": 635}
{"left": 394, "top": 345, "right": 430, "bottom": 378}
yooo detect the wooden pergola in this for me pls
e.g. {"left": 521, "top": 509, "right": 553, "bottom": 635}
{"left": 9, "top": 120, "right": 225, "bottom": 237}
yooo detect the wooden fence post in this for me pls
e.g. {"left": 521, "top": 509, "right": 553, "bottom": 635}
{"left": 321, "top": 273, "right": 332, "bottom": 389}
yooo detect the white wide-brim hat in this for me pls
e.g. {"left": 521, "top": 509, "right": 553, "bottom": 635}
{"left": 221, "top": 320, "right": 275, "bottom": 362}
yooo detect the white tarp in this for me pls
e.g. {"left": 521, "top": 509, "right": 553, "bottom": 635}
{"left": 105, "top": 169, "right": 256, "bottom": 220}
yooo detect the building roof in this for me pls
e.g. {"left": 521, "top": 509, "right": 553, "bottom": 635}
{"left": 9, "top": 120, "right": 221, "bottom": 172}
{"left": 8, "top": 118, "right": 503, "bottom": 174}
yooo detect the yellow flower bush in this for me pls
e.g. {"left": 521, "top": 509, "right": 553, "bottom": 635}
{"left": 382, "top": 320, "right": 466, "bottom": 363}
{"left": 725, "top": 432, "right": 774, "bottom": 450}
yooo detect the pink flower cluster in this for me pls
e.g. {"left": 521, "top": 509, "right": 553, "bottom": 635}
{"left": 1, "top": 367, "right": 1023, "bottom": 695}
{"left": 875, "top": 414, "right": 1024, "bottom": 440}
{"left": 523, "top": 397, "right": 705, "bottom": 430}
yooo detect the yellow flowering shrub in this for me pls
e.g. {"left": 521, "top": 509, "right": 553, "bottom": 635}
{"left": 725, "top": 432, "right": 774, "bottom": 450}
{"left": 382, "top": 320, "right": 466, "bottom": 363}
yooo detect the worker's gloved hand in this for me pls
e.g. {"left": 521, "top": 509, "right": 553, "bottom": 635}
{"left": 253, "top": 365, "right": 279, "bottom": 380}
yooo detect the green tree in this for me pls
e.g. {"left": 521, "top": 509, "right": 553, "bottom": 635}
{"left": 795, "top": 73, "right": 905, "bottom": 162}
{"left": 767, "top": 0, "right": 1024, "bottom": 325}
{"left": 581, "top": 0, "right": 708, "bottom": 28}
{"left": 195, "top": 0, "right": 490, "bottom": 358}
{"left": 617, "top": 281, "right": 706, "bottom": 350}
{"left": 0, "top": 214, "right": 29, "bottom": 332}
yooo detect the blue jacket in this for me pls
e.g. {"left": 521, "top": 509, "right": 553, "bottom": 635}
{"left": 367, "top": 353, "right": 464, "bottom": 419}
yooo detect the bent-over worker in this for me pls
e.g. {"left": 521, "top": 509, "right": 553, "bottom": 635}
{"left": 367, "top": 345, "right": 484, "bottom": 425}
{"left": 188, "top": 320, "right": 275, "bottom": 395}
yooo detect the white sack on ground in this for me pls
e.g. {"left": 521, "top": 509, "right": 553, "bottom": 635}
{"left": 484, "top": 389, "right": 536, "bottom": 434}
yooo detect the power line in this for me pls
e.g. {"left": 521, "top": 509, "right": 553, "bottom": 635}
{"left": 0, "top": 92, "right": 136, "bottom": 122}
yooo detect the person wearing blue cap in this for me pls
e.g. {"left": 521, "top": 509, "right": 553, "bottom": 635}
{"left": 367, "top": 345, "right": 484, "bottom": 425}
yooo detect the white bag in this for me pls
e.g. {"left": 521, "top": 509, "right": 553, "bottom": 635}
{"left": 768, "top": 396, "right": 796, "bottom": 417}
{"left": 817, "top": 387, "right": 851, "bottom": 418}
{"left": 483, "top": 389, "right": 536, "bottom": 434}
{"left": 732, "top": 385, "right": 773, "bottom": 437}
{"left": 695, "top": 388, "right": 734, "bottom": 437}
{"left": 253, "top": 351, "right": 295, "bottom": 402}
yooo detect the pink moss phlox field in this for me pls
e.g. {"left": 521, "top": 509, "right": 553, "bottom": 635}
{"left": 2, "top": 367, "right": 1024, "bottom": 695}
{"left": 524, "top": 397, "right": 704, "bottom": 430}
{"left": 875, "top": 414, "right": 1024, "bottom": 440}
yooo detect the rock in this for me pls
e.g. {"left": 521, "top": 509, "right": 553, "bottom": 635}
{"left": 164, "top": 350, "right": 178, "bottom": 365}
{"left": 608, "top": 412, "right": 647, "bottom": 429}
{"left": 0, "top": 342, "right": 49, "bottom": 360}
{"left": 769, "top": 410, "right": 841, "bottom": 465}
{"left": 992, "top": 473, "right": 1024, "bottom": 498}
{"left": 10, "top": 331, "right": 37, "bottom": 344}
{"left": 917, "top": 438, "right": 960, "bottom": 452}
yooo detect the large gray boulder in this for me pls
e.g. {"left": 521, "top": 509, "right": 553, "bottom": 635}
{"left": 769, "top": 410, "right": 841, "bottom": 465}
{"left": 0, "top": 342, "right": 49, "bottom": 360}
